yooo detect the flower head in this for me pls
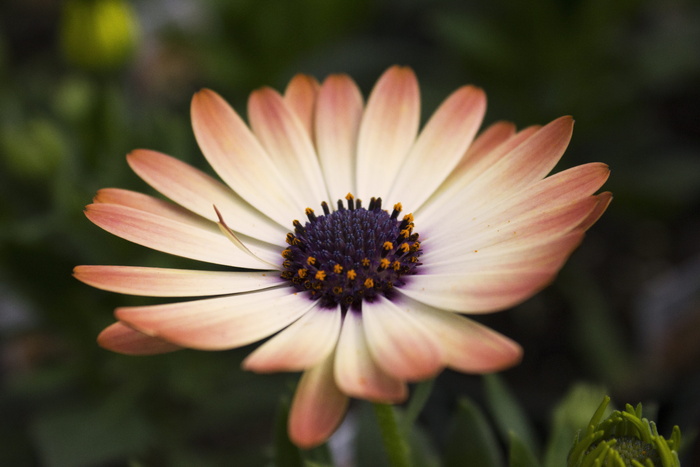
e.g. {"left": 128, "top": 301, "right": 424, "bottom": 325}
{"left": 568, "top": 396, "right": 682, "bottom": 467}
{"left": 75, "top": 66, "right": 611, "bottom": 448}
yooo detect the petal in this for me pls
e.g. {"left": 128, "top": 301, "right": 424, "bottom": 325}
{"left": 115, "top": 287, "right": 315, "bottom": 350}
{"left": 394, "top": 294, "right": 523, "bottom": 373}
{"left": 73, "top": 265, "right": 282, "bottom": 297}
{"left": 288, "top": 351, "right": 349, "bottom": 449}
{"left": 85, "top": 202, "right": 277, "bottom": 269}
{"left": 334, "top": 311, "right": 407, "bottom": 402}
{"left": 420, "top": 117, "right": 570, "bottom": 223}
{"left": 191, "top": 89, "right": 301, "bottom": 225}
{"left": 355, "top": 66, "right": 420, "bottom": 201}
{"left": 387, "top": 85, "right": 487, "bottom": 211}
{"left": 425, "top": 122, "right": 527, "bottom": 205}
{"left": 248, "top": 87, "right": 328, "bottom": 206}
{"left": 243, "top": 306, "right": 341, "bottom": 373}
{"left": 424, "top": 231, "right": 584, "bottom": 275}
{"left": 425, "top": 194, "right": 599, "bottom": 258}
{"left": 577, "top": 191, "right": 612, "bottom": 231}
{"left": 361, "top": 296, "right": 443, "bottom": 381}
{"left": 401, "top": 269, "right": 557, "bottom": 314}
{"left": 315, "top": 74, "right": 364, "bottom": 201}
{"left": 283, "top": 74, "right": 321, "bottom": 140}
{"left": 127, "top": 149, "right": 286, "bottom": 243}
{"left": 97, "top": 322, "right": 181, "bottom": 355}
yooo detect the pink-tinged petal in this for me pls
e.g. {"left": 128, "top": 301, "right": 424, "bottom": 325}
{"left": 355, "top": 66, "right": 420, "bottom": 201}
{"left": 191, "top": 89, "right": 301, "bottom": 225}
{"left": 115, "top": 287, "right": 314, "bottom": 350}
{"left": 248, "top": 87, "right": 328, "bottom": 206}
{"left": 334, "top": 311, "right": 407, "bottom": 402}
{"left": 73, "top": 265, "right": 281, "bottom": 297}
{"left": 97, "top": 322, "right": 181, "bottom": 355}
{"left": 421, "top": 118, "right": 568, "bottom": 223}
{"left": 401, "top": 268, "right": 557, "bottom": 313}
{"left": 315, "top": 74, "right": 364, "bottom": 201}
{"left": 289, "top": 352, "right": 349, "bottom": 449}
{"left": 361, "top": 296, "right": 443, "bottom": 381}
{"left": 283, "top": 74, "right": 321, "bottom": 140}
{"left": 420, "top": 124, "right": 536, "bottom": 218}
{"left": 243, "top": 306, "right": 341, "bottom": 373}
{"left": 127, "top": 149, "right": 286, "bottom": 244}
{"left": 84, "top": 203, "right": 277, "bottom": 269}
{"left": 577, "top": 191, "right": 612, "bottom": 231}
{"left": 424, "top": 231, "right": 584, "bottom": 276}
{"left": 424, "top": 185, "right": 600, "bottom": 255}
{"left": 394, "top": 295, "right": 523, "bottom": 373}
{"left": 387, "top": 85, "right": 487, "bottom": 211}
{"left": 94, "top": 188, "right": 209, "bottom": 227}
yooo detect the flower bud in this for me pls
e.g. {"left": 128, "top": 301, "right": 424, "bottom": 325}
{"left": 568, "top": 396, "right": 681, "bottom": 467}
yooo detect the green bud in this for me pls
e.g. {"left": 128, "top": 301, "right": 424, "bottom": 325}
{"left": 60, "top": 0, "right": 140, "bottom": 72}
{"left": 567, "top": 396, "right": 682, "bottom": 467}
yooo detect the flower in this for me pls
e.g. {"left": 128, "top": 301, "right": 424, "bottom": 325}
{"left": 567, "top": 396, "right": 681, "bottom": 467}
{"left": 75, "top": 66, "right": 611, "bottom": 448}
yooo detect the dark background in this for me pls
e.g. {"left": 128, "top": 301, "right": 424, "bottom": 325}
{"left": 1, "top": 0, "right": 699, "bottom": 465}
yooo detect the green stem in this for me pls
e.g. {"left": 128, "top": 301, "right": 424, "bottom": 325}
{"left": 373, "top": 403, "right": 412, "bottom": 467}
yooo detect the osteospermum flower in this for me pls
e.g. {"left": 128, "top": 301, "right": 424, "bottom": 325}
{"left": 75, "top": 66, "right": 611, "bottom": 448}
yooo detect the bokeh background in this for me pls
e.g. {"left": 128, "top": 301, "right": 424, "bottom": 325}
{"left": 1, "top": 0, "right": 699, "bottom": 465}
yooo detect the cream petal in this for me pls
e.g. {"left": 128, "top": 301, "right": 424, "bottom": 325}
{"left": 242, "top": 306, "right": 341, "bottom": 373}
{"left": 115, "top": 287, "right": 314, "bottom": 350}
{"left": 248, "top": 87, "right": 328, "bottom": 206}
{"left": 85, "top": 203, "right": 276, "bottom": 269}
{"left": 361, "top": 296, "right": 443, "bottom": 381}
{"left": 420, "top": 124, "right": 537, "bottom": 218}
{"left": 73, "top": 265, "right": 281, "bottom": 297}
{"left": 334, "top": 311, "right": 407, "bottom": 402}
{"left": 424, "top": 194, "right": 598, "bottom": 257}
{"left": 97, "top": 322, "right": 182, "bottom": 355}
{"left": 355, "top": 66, "right": 420, "bottom": 201}
{"left": 420, "top": 118, "right": 570, "bottom": 224}
{"left": 387, "top": 85, "right": 486, "bottom": 211}
{"left": 315, "top": 74, "right": 364, "bottom": 201}
{"left": 400, "top": 269, "right": 556, "bottom": 314}
{"left": 288, "top": 351, "right": 349, "bottom": 449}
{"left": 191, "top": 89, "right": 301, "bottom": 225}
{"left": 127, "top": 149, "right": 286, "bottom": 244}
{"left": 283, "top": 74, "right": 321, "bottom": 140}
{"left": 423, "top": 231, "right": 584, "bottom": 275}
{"left": 393, "top": 294, "right": 523, "bottom": 373}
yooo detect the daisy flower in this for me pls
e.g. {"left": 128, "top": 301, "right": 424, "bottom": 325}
{"left": 74, "top": 66, "right": 611, "bottom": 448}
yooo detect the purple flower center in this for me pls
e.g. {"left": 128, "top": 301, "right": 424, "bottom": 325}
{"left": 281, "top": 195, "right": 422, "bottom": 312}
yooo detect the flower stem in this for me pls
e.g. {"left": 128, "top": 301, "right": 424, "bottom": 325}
{"left": 373, "top": 402, "right": 412, "bottom": 467}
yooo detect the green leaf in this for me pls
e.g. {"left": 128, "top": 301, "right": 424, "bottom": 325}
{"left": 484, "top": 374, "right": 539, "bottom": 454}
{"left": 509, "top": 431, "right": 542, "bottom": 467}
{"left": 443, "top": 398, "right": 503, "bottom": 467}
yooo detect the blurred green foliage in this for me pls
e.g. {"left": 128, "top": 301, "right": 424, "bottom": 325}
{"left": 1, "top": 0, "right": 699, "bottom": 465}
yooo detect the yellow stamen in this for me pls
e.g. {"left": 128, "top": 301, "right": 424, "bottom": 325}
{"left": 379, "top": 258, "right": 391, "bottom": 269}
{"left": 307, "top": 256, "right": 316, "bottom": 265}
{"left": 297, "top": 268, "right": 308, "bottom": 278}
{"left": 361, "top": 258, "right": 370, "bottom": 267}
{"left": 347, "top": 269, "right": 357, "bottom": 280}
{"left": 364, "top": 278, "right": 374, "bottom": 288}
{"left": 333, "top": 264, "right": 343, "bottom": 274}
{"left": 315, "top": 270, "right": 326, "bottom": 281}
{"left": 383, "top": 241, "right": 394, "bottom": 250}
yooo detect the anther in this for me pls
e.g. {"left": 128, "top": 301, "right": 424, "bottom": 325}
{"left": 305, "top": 208, "right": 316, "bottom": 222}
{"left": 321, "top": 201, "right": 330, "bottom": 215}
